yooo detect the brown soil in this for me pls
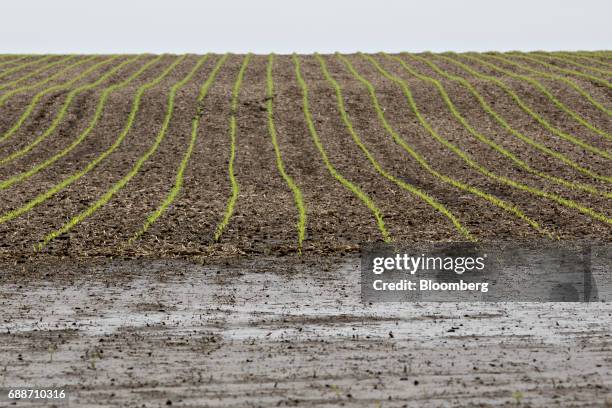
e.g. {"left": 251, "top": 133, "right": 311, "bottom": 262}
{"left": 0, "top": 53, "right": 609, "bottom": 260}
{"left": 0, "top": 52, "right": 611, "bottom": 407}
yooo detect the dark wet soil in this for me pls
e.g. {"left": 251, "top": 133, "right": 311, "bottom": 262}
{"left": 0, "top": 52, "right": 611, "bottom": 406}
{"left": 0, "top": 53, "right": 609, "bottom": 260}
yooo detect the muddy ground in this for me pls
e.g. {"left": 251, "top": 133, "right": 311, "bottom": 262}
{"left": 1, "top": 257, "right": 611, "bottom": 407}
{"left": 0, "top": 53, "right": 611, "bottom": 406}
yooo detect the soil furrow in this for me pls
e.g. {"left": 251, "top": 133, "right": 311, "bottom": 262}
{"left": 213, "top": 55, "right": 253, "bottom": 244}
{"left": 342, "top": 53, "right": 547, "bottom": 238}
{"left": 0, "top": 53, "right": 609, "bottom": 259}
{"left": 0, "top": 56, "right": 122, "bottom": 146}
{"left": 0, "top": 55, "right": 55, "bottom": 83}
{"left": 385, "top": 54, "right": 612, "bottom": 195}
{"left": 0, "top": 56, "right": 140, "bottom": 166}
{"left": 37, "top": 56, "right": 207, "bottom": 252}
{"left": 530, "top": 52, "right": 612, "bottom": 79}
{"left": 340, "top": 54, "right": 612, "bottom": 239}
{"left": 330, "top": 55, "right": 550, "bottom": 240}
{"left": 462, "top": 54, "right": 611, "bottom": 144}
{"left": 422, "top": 55, "right": 612, "bottom": 176}
{"left": 564, "top": 52, "right": 612, "bottom": 68}
{"left": 0, "top": 56, "right": 170, "bottom": 210}
{"left": 295, "top": 55, "right": 391, "bottom": 243}
{"left": 0, "top": 55, "right": 73, "bottom": 92}
{"left": 0, "top": 61, "right": 181, "bottom": 242}
{"left": 274, "top": 56, "right": 394, "bottom": 251}
{"left": 504, "top": 53, "right": 612, "bottom": 108}
{"left": 266, "top": 54, "right": 307, "bottom": 253}
{"left": 0, "top": 56, "right": 31, "bottom": 71}
{"left": 0, "top": 56, "right": 152, "bottom": 186}
{"left": 0, "top": 56, "right": 98, "bottom": 107}
{"left": 129, "top": 55, "right": 228, "bottom": 246}
{"left": 133, "top": 56, "right": 243, "bottom": 256}
{"left": 0, "top": 56, "right": 192, "bottom": 256}
{"left": 483, "top": 53, "right": 611, "bottom": 118}
{"left": 447, "top": 55, "right": 611, "bottom": 156}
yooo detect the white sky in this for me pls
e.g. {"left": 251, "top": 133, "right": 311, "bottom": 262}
{"left": 2, "top": 0, "right": 610, "bottom": 54}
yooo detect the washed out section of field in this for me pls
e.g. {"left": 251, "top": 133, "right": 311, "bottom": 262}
{"left": 1, "top": 257, "right": 611, "bottom": 407}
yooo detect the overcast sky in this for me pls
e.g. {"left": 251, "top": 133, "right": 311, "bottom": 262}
{"left": 2, "top": 0, "right": 610, "bottom": 54}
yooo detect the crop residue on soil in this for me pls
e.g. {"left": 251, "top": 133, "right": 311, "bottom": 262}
{"left": 0, "top": 52, "right": 609, "bottom": 259}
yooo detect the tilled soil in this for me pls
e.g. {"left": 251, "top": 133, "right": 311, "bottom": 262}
{"left": 0, "top": 52, "right": 610, "bottom": 259}
{"left": 0, "top": 52, "right": 611, "bottom": 407}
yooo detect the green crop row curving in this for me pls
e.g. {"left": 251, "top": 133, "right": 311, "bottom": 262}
{"left": 566, "top": 52, "right": 612, "bottom": 67}
{"left": 464, "top": 53, "right": 610, "bottom": 140}
{"left": 0, "top": 56, "right": 97, "bottom": 107}
{"left": 0, "top": 55, "right": 155, "bottom": 190}
{"left": 351, "top": 54, "right": 552, "bottom": 238}
{"left": 515, "top": 53, "right": 612, "bottom": 89}
{"left": 534, "top": 52, "right": 612, "bottom": 77}
{"left": 293, "top": 54, "right": 391, "bottom": 243}
{"left": 0, "top": 55, "right": 121, "bottom": 144}
{"left": 439, "top": 54, "right": 612, "bottom": 160}
{"left": 320, "top": 54, "right": 480, "bottom": 241}
{"left": 0, "top": 56, "right": 54, "bottom": 82}
{"left": 577, "top": 51, "right": 612, "bottom": 57}
{"left": 414, "top": 54, "right": 611, "bottom": 183}
{"left": 214, "top": 54, "right": 252, "bottom": 242}
{"left": 571, "top": 51, "right": 611, "bottom": 57}
{"left": 358, "top": 53, "right": 612, "bottom": 226}
{"left": 266, "top": 54, "right": 307, "bottom": 253}
{"left": 394, "top": 53, "right": 612, "bottom": 194}
{"left": 487, "top": 53, "right": 611, "bottom": 118}
{"left": 129, "top": 54, "right": 228, "bottom": 245}
{"left": 37, "top": 55, "right": 205, "bottom": 249}
{"left": 0, "top": 56, "right": 139, "bottom": 165}
{"left": 0, "top": 55, "right": 76, "bottom": 92}
{"left": 0, "top": 56, "right": 30, "bottom": 70}
{"left": 550, "top": 52, "right": 612, "bottom": 72}
{"left": 578, "top": 53, "right": 612, "bottom": 67}
{"left": 0, "top": 56, "right": 182, "bottom": 226}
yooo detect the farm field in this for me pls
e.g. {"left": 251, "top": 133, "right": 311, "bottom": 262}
{"left": 0, "top": 51, "right": 610, "bottom": 259}
{"left": 1, "top": 256, "right": 611, "bottom": 407}
{"left": 1, "top": 51, "right": 611, "bottom": 407}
